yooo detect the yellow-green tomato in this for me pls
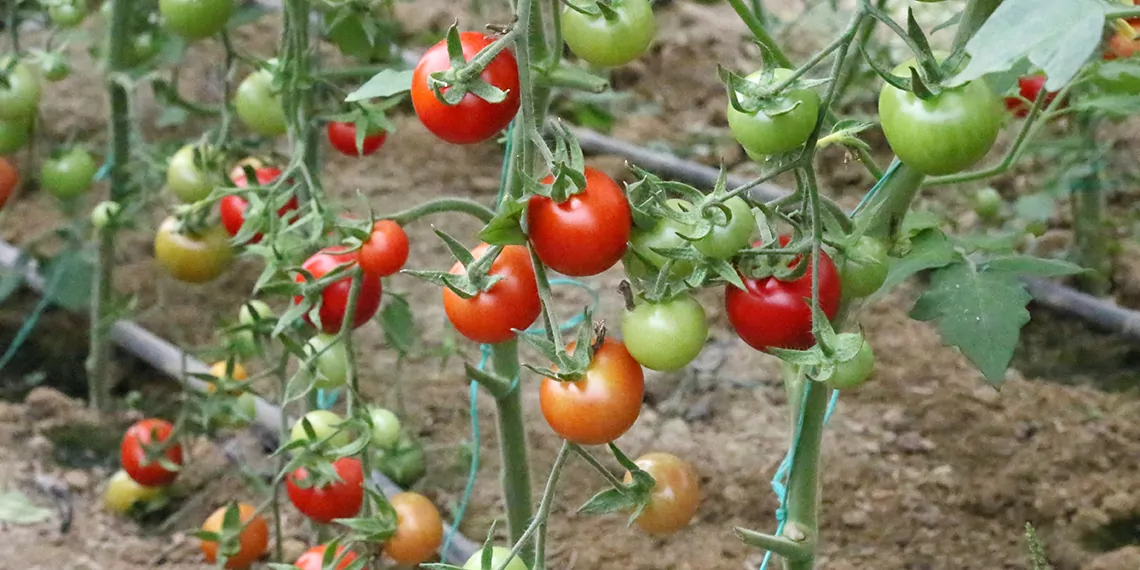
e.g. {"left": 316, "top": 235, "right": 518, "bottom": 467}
{"left": 0, "top": 61, "right": 41, "bottom": 122}
{"left": 103, "top": 469, "right": 165, "bottom": 514}
{"left": 40, "top": 147, "right": 98, "bottom": 200}
{"left": 91, "top": 201, "right": 121, "bottom": 230}
{"left": 154, "top": 217, "right": 234, "bottom": 284}
{"left": 166, "top": 144, "right": 220, "bottom": 203}
{"left": 463, "top": 546, "right": 529, "bottom": 570}
{"left": 235, "top": 69, "right": 287, "bottom": 137}
{"left": 290, "top": 410, "right": 350, "bottom": 448}
{"left": 561, "top": 0, "right": 655, "bottom": 68}
{"left": 239, "top": 300, "right": 274, "bottom": 326}
{"left": 827, "top": 339, "right": 875, "bottom": 390}
{"left": 367, "top": 406, "right": 401, "bottom": 449}
{"left": 303, "top": 333, "right": 349, "bottom": 390}
{"left": 727, "top": 68, "right": 820, "bottom": 156}
{"left": 621, "top": 293, "right": 708, "bottom": 371}
{"left": 159, "top": 0, "right": 234, "bottom": 40}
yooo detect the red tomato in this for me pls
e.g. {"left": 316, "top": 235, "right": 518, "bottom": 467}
{"left": 442, "top": 243, "right": 541, "bottom": 344}
{"left": 286, "top": 457, "right": 364, "bottom": 524}
{"left": 294, "top": 248, "right": 383, "bottom": 333}
{"left": 1003, "top": 75, "right": 1059, "bottom": 118}
{"left": 0, "top": 157, "right": 16, "bottom": 210}
{"left": 725, "top": 236, "right": 841, "bottom": 352}
{"left": 120, "top": 418, "right": 183, "bottom": 487}
{"left": 327, "top": 121, "right": 387, "bottom": 157}
{"left": 539, "top": 338, "right": 645, "bottom": 445}
{"left": 411, "top": 32, "right": 521, "bottom": 145}
{"left": 358, "top": 220, "right": 409, "bottom": 277}
{"left": 220, "top": 165, "right": 300, "bottom": 243}
{"left": 384, "top": 492, "right": 444, "bottom": 565}
{"left": 527, "top": 167, "right": 631, "bottom": 276}
{"left": 295, "top": 545, "right": 358, "bottom": 570}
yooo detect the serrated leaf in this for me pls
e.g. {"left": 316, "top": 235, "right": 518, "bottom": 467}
{"left": 983, "top": 255, "right": 1086, "bottom": 277}
{"left": 345, "top": 69, "right": 414, "bottom": 102}
{"left": 478, "top": 207, "right": 527, "bottom": 246}
{"left": 909, "top": 262, "right": 1031, "bottom": 385}
{"left": 707, "top": 258, "right": 746, "bottom": 290}
{"left": 41, "top": 250, "right": 93, "bottom": 311}
{"left": 380, "top": 294, "right": 417, "bottom": 355}
{"left": 1069, "top": 94, "right": 1140, "bottom": 117}
{"left": 948, "top": 0, "right": 1105, "bottom": 91}
{"left": 0, "top": 490, "right": 52, "bottom": 524}
{"left": 577, "top": 487, "right": 640, "bottom": 515}
{"left": 879, "top": 229, "right": 958, "bottom": 294}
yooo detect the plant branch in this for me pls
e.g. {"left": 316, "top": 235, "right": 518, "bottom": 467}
{"left": 380, "top": 198, "right": 496, "bottom": 225}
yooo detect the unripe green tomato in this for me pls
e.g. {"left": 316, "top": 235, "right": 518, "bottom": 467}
{"left": 234, "top": 69, "right": 288, "bottom": 137}
{"left": 0, "top": 116, "right": 31, "bottom": 154}
{"left": 827, "top": 339, "right": 875, "bottom": 390}
{"left": 303, "top": 333, "right": 349, "bottom": 390}
{"left": 561, "top": 0, "right": 656, "bottom": 68}
{"left": 377, "top": 434, "right": 426, "bottom": 488}
{"left": 238, "top": 300, "right": 274, "bottom": 327}
{"left": 41, "top": 147, "right": 98, "bottom": 199}
{"left": 1025, "top": 220, "right": 1048, "bottom": 238}
{"left": 621, "top": 294, "right": 708, "bottom": 371}
{"left": 0, "top": 61, "right": 42, "bottom": 122}
{"left": 127, "top": 32, "right": 161, "bottom": 67}
{"left": 103, "top": 469, "right": 165, "bottom": 514}
{"left": 727, "top": 68, "right": 820, "bottom": 156}
{"left": 692, "top": 196, "right": 756, "bottom": 259}
{"left": 972, "top": 187, "right": 1003, "bottom": 221}
{"left": 166, "top": 144, "right": 219, "bottom": 203}
{"left": 41, "top": 54, "right": 71, "bottom": 82}
{"left": 290, "top": 410, "right": 351, "bottom": 448}
{"left": 367, "top": 406, "right": 401, "bottom": 449}
{"left": 839, "top": 236, "right": 890, "bottom": 300}
{"left": 463, "top": 547, "right": 529, "bottom": 570}
{"left": 215, "top": 392, "right": 257, "bottom": 429}
{"left": 159, "top": 0, "right": 234, "bottom": 40}
{"left": 49, "top": 1, "right": 87, "bottom": 27}
{"left": 624, "top": 199, "right": 697, "bottom": 279}
{"left": 91, "top": 201, "right": 122, "bottom": 229}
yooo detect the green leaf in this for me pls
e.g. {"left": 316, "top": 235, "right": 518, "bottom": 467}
{"left": 909, "top": 262, "right": 1031, "bottom": 385}
{"left": 478, "top": 203, "right": 527, "bottom": 246}
{"left": 1069, "top": 94, "right": 1140, "bottom": 117}
{"left": 380, "top": 294, "right": 417, "bottom": 356}
{"left": 879, "top": 229, "right": 958, "bottom": 294}
{"left": 41, "top": 250, "right": 93, "bottom": 311}
{"left": 1013, "top": 192, "right": 1055, "bottom": 223}
{"left": 345, "top": 69, "right": 414, "bottom": 102}
{"left": 577, "top": 487, "right": 640, "bottom": 515}
{"left": 983, "top": 255, "right": 1086, "bottom": 278}
{"left": 0, "top": 490, "right": 52, "bottom": 524}
{"left": 949, "top": 0, "right": 1105, "bottom": 91}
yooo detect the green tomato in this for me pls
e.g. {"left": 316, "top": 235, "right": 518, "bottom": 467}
{"left": 40, "top": 54, "right": 71, "bottom": 82}
{"left": 166, "top": 144, "right": 219, "bottom": 203}
{"left": 216, "top": 392, "right": 257, "bottom": 429}
{"left": 692, "top": 196, "right": 755, "bottom": 259}
{"left": 303, "top": 333, "right": 349, "bottom": 390}
{"left": 91, "top": 201, "right": 121, "bottom": 230}
{"left": 727, "top": 68, "right": 820, "bottom": 156}
{"left": 235, "top": 69, "right": 287, "bottom": 137}
{"left": 127, "top": 31, "right": 162, "bottom": 67}
{"left": 1024, "top": 220, "right": 1048, "bottom": 238}
{"left": 41, "top": 147, "right": 98, "bottom": 199}
{"left": 239, "top": 300, "right": 274, "bottom": 327}
{"left": 290, "top": 410, "right": 351, "bottom": 448}
{"left": 624, "top": 199, "right": 696, "bottom": 279}
{"left": 621, "top": 293, "right": 708, "bottom": 371}
{"left": 561, "top": 0, "right": 655, "bottom": 68}
{"left": 878, "top": 60, "right": 1003, "bottom": 175}
{"left": 827, "top": 338, "right": 875, "bottom": 390}
{"left": 0, "top": 116, "right": 31, "bottom": 154}
{"left": 463, "top": 547, "right": 529, "bottom": 570}
{"left": 0, "top": 61, "right": 41, "bottom": 122}
{"left": 972, "top": 187, "right": 1003, "bottom": 221}
{"left": 839, "top": 236, "right": 890, "bottom": 300}
{"left": 159, "top": 0, "right": 234, "bottom": 40}
{"left": 367, "top": 406, "right": 401, "bottom": 449}
{"left": 376, "top": 434, "right": 426, "bottom": 488}
{"left": 49, "top": 1, "right": 87, "bottom": 27}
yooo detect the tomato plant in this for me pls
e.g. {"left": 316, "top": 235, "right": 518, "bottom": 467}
{"left": 539, "top": 338, "right": 644, "bottom": 445}
{"left": 725, "top": 237, "right": 841, "bottom": 351}
{"left": 443, "top": 243, "right": 541, "bottom": 344}
{"left": 40, "top": 147, "right": 98, "bottom": 200}
{"left": 103, "top": 469, "right": 165, "bottom": 514}
{"left": 327, "top": 120, "right": 387, "bottom": 157}
{"left": 159, "top": 0, "right": 234, "bottom": 39}
{"left": 219, "top": 166, "right": 299, "bottom": 244}
{"left": 290, "top": 410, "right": 351, "bottom": 448}
{"left": 621, "top": 293, "right": 708, "bottom": 371}
{"left": 384, "top": 492, "right": 444, "bottom": 565}
{"left": 294, "top": 545, "right": 358, "bottom": 570}
{"left": 624, "top": 452, "right": 700, "bottom": 534}
{"left": 561, "top": 0, "right": 656, "bottom": 68}
{"left": 463, "top": 547, "right": 529, "bottom": 570}
{"left": 0, "top": 61, "right": 40, "bottom": 122}
{"left": 878, "top": 61, "right": 1004, "bottom": 175}
{"left": 0, "top": 157, "right": 16, "bottom": 209}
{"left": 358, "top": 220, "right": 409, "bottom": 277}
{"left": 286, "top": 457, "right": 364, "bottom": 523}
{"left": 527, "top": 166, "right": 631, "bottom": 276}
{"left": 294, "top": 248, "right": 383, "bottom": 333}
{"left": 235, "top": 68, "right": 288, "bottom": 137}
{"left": 120, "top": 418, "right": 183, "bottom": 487}
{"left": 727, "top": 68, "right": 820, "bottom": 157}
{"left": 411, "top": 32, "right": 521, "bottom": 145}
{"left": 154, "top": 217, "right": 235, "bottom": 284}
{"left": 200, "top": 503, "right": 269, "bottom": 569}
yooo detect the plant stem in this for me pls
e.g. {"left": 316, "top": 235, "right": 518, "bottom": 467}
{"left": 272, "top": 350, "right": 291, "bottom": 562}
{"left": 490, "top": 339, "right": 534, "bottom": 564}
{"left": 781, "top": 372, "right": 827, "bottom": 570}
{"left": 725, "top": 0, "right": 792, "bottom": 68}
{"left": 87, "top": 0, "right": 135, "bottom": 411}
{"left": 500, "top": 441, "right": 570, "bottom": 570}
{"left": 381, "top": 197, "right": 496, "bottom": 225}
{"left": 1070, "top": 113, "right": 1110, "bottom": 295}
{"left": 951, "top": 0, "right": 1002, "bottom": 49}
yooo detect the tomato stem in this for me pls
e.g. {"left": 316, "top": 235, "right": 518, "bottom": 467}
{"left": 1070, "top": 113, "right": 1111, "bottom": 296}
{"left": 381, "top": 197, "right": 496, "bottom": 225}
{"left": 490, "top": 339, "right": 535, "bottom": 565}
{"left": 500, "top": 440, "right": 570, "bottom": 570}
{"left": 780, "top": 369, "right": 828, "bottom": 570}
{"left": 724, "top": 0, "right": 792, "bottom": 68}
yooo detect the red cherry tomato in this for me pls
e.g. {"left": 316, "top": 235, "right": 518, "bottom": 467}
{"left": 0, "top": 157, "right": 17, "bottom": 210}
{"left": 358, "top": 220, "right": 409, "bottom": 277}
{"left": 539, "top": 337, "right": 645, "bottom": 445}
{"left": 295, "top": 545, "right": 358, "bottom": 570}
{"left": 219, "top": 165, "right": 299, "bottom": 243}
{"left": 443, "top": 243, "right": 541, "bottom": 344}
{"left": 1003, "top": 75, "right": 1060, "bottom": 118}
{"left": 527, "top": 167, "right": 631, "bottom": 276}
{"left": 724, "top": 236, "right": 841, "bottom": 352}
{"left": 120, "top": 418, "right": 183, "bottom": 487}
{"left": 286, "top": 456, "right": 364, "bottom": 524}
{"left": 1105, "top": 21, "right": 1140, "bottom": 60}
{"left": 327, "top": 121, "right": 387, "bottom": 157}
{"left": 411, "top": 32, "right": 521, "bottom": 145}
{"left": 294, "top": 248, "right": 383, "bottom": 333}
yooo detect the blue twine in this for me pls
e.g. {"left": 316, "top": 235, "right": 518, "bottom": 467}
{"left": 756, "top": 159, "right": 897, "bottom": 569}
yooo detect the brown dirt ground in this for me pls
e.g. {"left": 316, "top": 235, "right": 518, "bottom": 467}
{"left": 3, "top": 2, "right": 1140, "bottom": 570}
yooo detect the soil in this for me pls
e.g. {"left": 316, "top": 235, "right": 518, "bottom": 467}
{"left": 2, "top": 2, "right": 1140, "bottom": 570}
